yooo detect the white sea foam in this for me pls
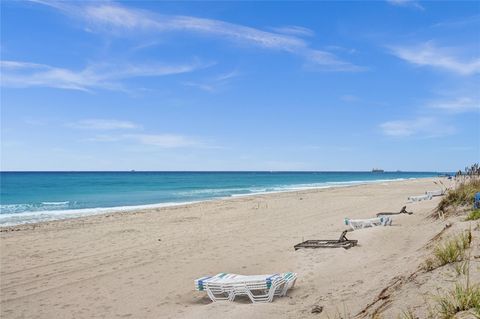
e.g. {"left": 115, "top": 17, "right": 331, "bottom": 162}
{"left": 0, "top": 201, "right": 202, "bottom": 227}
{"left": 41, "top": 201, "right": 69, "bottom": 205}
{"left": 233, "top": 178, "right": 408, "bottom": 196}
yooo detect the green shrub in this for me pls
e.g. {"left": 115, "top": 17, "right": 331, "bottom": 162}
{"left": 466, "top": 209, "right": 480, "bottom": 221}
{"left": 426, "top": 230, "right": 472, "bottom": 270}
{"left": 437, "top": 179, "right": 480, "bottom": 215}
{"left": 434, "top": 239, "right": 464, "bottom": 266}
{"left": 435, "top": 282, "right": 480, "bottom": 318}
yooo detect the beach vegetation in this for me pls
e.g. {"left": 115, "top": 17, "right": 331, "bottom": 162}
{"left": 434, "top": 231, "right": 471, "bottom": 266}
{"left": 423, "top": 257, "right": 436, "bottom": 272}
{"left": 466, "top": 209, "right": 480, "bottom": 221}
{"left": 434, "top": 281, "right": 480, "bottom": 318}
{"left": 424, "top": 230, "right": 472, "bottom": 271}
{"left": 398, "top": 308, "right": 416, "bottom": 319}
{"left": 431, "top": 226, "right": 479, "bottom": 318}
{"left": 453, "top": 260, "right": 469, "bottom": 276}
{"left": 436, "top": 165, "right": 480, "bottom": 218}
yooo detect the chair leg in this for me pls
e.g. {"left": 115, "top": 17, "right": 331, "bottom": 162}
{"left": 206, "top": 288, "right": 230, "bottom": 302}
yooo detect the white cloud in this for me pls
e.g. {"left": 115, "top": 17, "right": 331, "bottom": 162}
{"left": 428, "top": 97, "right": 480, "bottom": 113}
{"left": 183, "top": 70, "right": 240, "bottom": 92}
{"left": 380, "top": 117, "right": 454, "bottom": 137}
{"left": 84, "top": 133, "right": 202, "bottom": 148}
{"left": 30, "top": 1, "right": 362, "bottom": 72}
{"left": 303, "top": 50, "right": 364, "bottom": 71}
{"left": 431, "top": 15, "right": 480, "bottom": 29}
{"left": 1, "top": 60, "right": 207, "bottom": 91}
{"left": 68, "top": 119, "right": 139, "bottom": 130}
{"left": 269, "top": 25, "right": 314, "bottom": 37}
{"left": 386, "top": 0, "right": 424, "bottom": 10}
{"left": 324, "top": 45, "right": 357, "bottom": 55}
{"left": 125, "top": 134, "right": 199, "bottom": 148}
{"left": 389, "top": 42, "right": 480, "bottom": 75}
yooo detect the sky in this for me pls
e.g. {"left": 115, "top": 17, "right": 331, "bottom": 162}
{"left": 1, "top": 0, "right": 479, "bottom": 172}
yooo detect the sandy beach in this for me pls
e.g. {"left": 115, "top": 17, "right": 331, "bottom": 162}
{"left": 1, "top": 177, "right": 478, "bottom": 318}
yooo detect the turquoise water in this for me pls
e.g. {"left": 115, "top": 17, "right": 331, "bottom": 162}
{"left": 0, "top": 171, "right": 440, "bottom": 225}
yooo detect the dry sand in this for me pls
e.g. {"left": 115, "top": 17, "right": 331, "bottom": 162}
{"left": 1, "top": 177, "right": 477, "bottom": 318}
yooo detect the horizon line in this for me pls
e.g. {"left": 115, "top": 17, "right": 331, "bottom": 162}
{"left": 0, "top": 170, "right": 448, "bottom": 173}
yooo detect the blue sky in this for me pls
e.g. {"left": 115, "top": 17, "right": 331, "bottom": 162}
{"left": 1, "top": 0, "right": 479, "bottom": 171}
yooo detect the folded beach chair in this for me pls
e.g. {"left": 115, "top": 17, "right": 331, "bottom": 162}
{"left": 344, "top": 216, "right": 392, "bottom": 230}
{"left": 426, "top": 189, "right": 444, "bottom": 197}
{"left": 475, "top": 192, "right": 480, "bottom": 209}
{"left": 376, "top": 206, "right": 413, "bottom": 217}
{"left": 294, "top": 230, "right": 358, "bottom": 250}
{"left": 195, "top": 272, "right": 297, "bottom": 303}
{"left": 408, "top": 194, "right": 433, "bottom": 202}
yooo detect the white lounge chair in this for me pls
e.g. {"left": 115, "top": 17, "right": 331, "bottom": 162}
{"left": 408, "top": 194, "right": 433, "bottom": 202}
{"left": 425, "top": 189, "right": 444, "bottom": 197}
{"left": 344, "top": 216, "right": 392, "bottom": 230}
{"left": 195, "top": 272, "right": 297, "bottom": 303}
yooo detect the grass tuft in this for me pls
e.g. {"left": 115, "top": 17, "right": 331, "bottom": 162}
{"left": 453, "top": 261, "right": 469, "bottom": 276}
{"left": 425, "top": 230, "right": 472, "bottom": 271}
{"left": 435, "top": 282, "right": 480, "bottom": 318}
{"left": 466, "top": 209, "right": 480, "bottom": 221}
{"left": 398, "top": 308, "right": 416, "bottom": 319}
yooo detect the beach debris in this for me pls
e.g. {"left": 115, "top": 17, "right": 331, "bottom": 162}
{"left": 311, "top": 305, "right": 323, "bottom": 314}
{"left": 0, "top": 228, "right": 22, "bottom": 233}
{"left": 294, "top": 230, "right": 358, "bottom": 250}
{"left": 376, "top": 206, "right": 413, "bottom": 217}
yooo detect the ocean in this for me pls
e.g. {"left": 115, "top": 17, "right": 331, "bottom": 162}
{"left": 0, "top": 171, "right": 440, "bottom": 226}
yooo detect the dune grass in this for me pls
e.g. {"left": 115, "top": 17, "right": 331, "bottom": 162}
{"left": 436, "top": 179, "right": 480, "bottom": 217}
{"left": 432, "top": 227, "right": 478, "bottom": 318}
{"left": 424, "top": 230, "right": 472, "bottom": 271}
{"left": 435, "top": 282, "right": 480, "bottom": 319}
{"left": 398, "top": 308, "right": 416, "bottom": 319}
{"left": 466, "top": 209, "right": 480, "bottom": 221}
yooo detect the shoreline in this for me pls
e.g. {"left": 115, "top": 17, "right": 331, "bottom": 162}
{"left": 0, "top": 176, "right": 433, "bottom": 228}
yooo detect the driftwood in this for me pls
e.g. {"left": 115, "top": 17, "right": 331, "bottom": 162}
{"left": 294, "top": 230, "right": 358, "bottom": 250}
{"left": 376, "top": 206, "right": 413, "bottom": 217}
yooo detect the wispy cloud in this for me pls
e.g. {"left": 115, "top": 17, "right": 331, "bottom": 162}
{"left": 183, "top": 70, "right": 240, "bottom": 92}
{"left": 0, "top": 60, "right": 207, "bottom": 91}
{"left": 67, "top": 117, "right": 210, "bottom": 148}
{"left": 124, "top": 134, "right": 200, "bottom": 148}
{"left": 29, "top": 1, "right": 362, "bottom": 72}
{"left": 85, "top": 133, "right": 203, "bottom": 148}
{"left": 380, "top": 117, "right": 454, "bottom": 138}
{"left": 324, "top": 45, "right": 357, "bottom": 55}
{"left": 431, "top": 15, "right": 480, "bottom": 29}
{"left": 68, "top": 119, "right": 139, "bottom": 130}
{"left": 386, "top": 0, "right": 424, "bottom": 11}
{"left": 428, "top": 97, "right": 480, "bottom": 113}
{"left": 269, "top": 25, "right": 314, "bottom": 37}
{"left": 389, "top": 41, "right": 480, "bottom": 75}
